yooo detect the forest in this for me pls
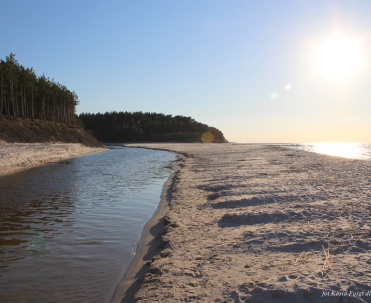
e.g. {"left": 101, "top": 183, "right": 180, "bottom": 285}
{"left": 0, "top": 53, "right": 227, "bottom": 143}
{"left": 79, "top": 111, "right": 227, "bottom": 143}
{"left": 0, "top": 53, "right": 78, "bottom": 123}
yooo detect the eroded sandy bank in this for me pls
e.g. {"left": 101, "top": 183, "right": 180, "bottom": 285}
{"left": 115, "top": 143, "right": 371, "bottom": 303}
{"left": 0, "top": 142, "right": 107, "bottom": 176}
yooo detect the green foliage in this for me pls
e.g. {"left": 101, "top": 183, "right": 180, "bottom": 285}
{"left": 79, "top": 111, "right": 227, "bottom": 143}
{"left": 0, "top": 53, "right": 227, "bottom": 143}
{"left": 0, "top": 53, "right": 78, "bottom": 123}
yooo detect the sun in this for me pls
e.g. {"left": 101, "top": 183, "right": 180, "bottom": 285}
{"left": 314, "top": 34, "right": 363, "bottom": 83}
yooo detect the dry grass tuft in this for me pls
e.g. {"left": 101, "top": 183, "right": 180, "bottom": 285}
{"left": 321, "top": 245, "right": 331, "bottom": 275}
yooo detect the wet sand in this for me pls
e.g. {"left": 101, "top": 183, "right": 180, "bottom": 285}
{"left": 0, "top": 142, "right": 107, "bottom": 176}
{"left": 113, "top": 143, "right": 371, "bottom": 303}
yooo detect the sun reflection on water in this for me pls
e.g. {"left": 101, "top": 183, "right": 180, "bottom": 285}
{"left": 302, "top": 142, "right": 370, "bottom": 160}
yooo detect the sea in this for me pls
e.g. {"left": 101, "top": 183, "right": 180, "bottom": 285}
{"left": 277, "top": 142, "right": 371, "bottom": 161}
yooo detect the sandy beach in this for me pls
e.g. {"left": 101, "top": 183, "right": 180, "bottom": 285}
{"left": 0, "top": 142, "right": 107, "bottom": 176}
{"left": 113, "top": 143, "right": 371, "bottom": 303}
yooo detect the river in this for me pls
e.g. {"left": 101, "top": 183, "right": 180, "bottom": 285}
{"left": 0, "top": 146, "right": 176, "bottom": 303}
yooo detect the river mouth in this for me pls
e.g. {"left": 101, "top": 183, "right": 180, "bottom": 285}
{"left": 0, "top": 146, "right": 176, "bottom": 303}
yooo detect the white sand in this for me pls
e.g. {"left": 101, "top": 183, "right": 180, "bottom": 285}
{"left": 0, "top": 142, "right": 107, "bottom": 176}
{"left": 115, "top": 143, "right": 371, "bottom": 303}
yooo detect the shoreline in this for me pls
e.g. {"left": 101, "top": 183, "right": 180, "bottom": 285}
{"left": 0, "top": 142, "right": 107, "bottom": 176}
{"left": 113, "top": 143, "right": 371, "bottom": 302}
{"left": 109, "top": 151, "right": 185, "bottom": 303}
{"left": 2, "top": 142, "right": 370, "bottom": 302}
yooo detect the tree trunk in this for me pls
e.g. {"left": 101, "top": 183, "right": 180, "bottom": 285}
{"left": 31, "top": 88, "right": 34, "bottom": 120}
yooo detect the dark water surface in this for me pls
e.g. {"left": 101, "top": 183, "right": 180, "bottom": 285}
{"left": 0, "top": 146, "right": 176, "bottom": 303}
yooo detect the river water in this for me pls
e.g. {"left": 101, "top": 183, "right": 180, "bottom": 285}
{"left": 0, "top": 146, "right": 176, "bottom": 303}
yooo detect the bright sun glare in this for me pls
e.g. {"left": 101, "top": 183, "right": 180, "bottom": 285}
{"left": 314, "top": 34, "right": 363, "bottom": 83}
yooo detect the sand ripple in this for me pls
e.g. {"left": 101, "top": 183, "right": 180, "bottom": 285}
{"left": 123, "top": 143, "right": 371, "bottom": 303}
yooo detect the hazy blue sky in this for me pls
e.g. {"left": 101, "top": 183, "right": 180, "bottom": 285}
{"left": 2, "top": 0, "right": 371, "bottom": 143}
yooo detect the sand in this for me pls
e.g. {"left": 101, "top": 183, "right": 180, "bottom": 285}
{"left": 0, "top": 142, "right": 107, "bottom": 176}
{"left": 113, "top": 143, "right": 371, "bottom": 303}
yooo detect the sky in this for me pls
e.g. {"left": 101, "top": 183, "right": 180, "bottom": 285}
{"left": 1, "top": 0, "right": 371, "bottom": 143}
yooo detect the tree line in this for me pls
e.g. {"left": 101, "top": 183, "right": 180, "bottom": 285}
{"left": 0, "top": 53, "right": 78, "bottom": 123}
{"left": 79, "top": 111, "right": 227, "bottom": 143}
